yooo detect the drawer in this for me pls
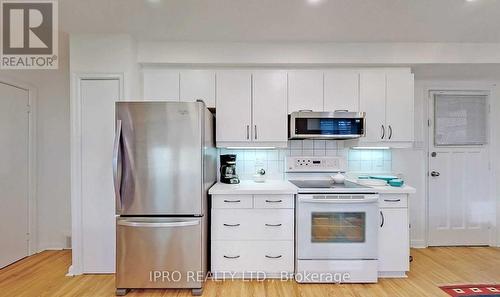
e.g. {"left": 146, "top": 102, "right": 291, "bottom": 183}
{"left": 211, "top": 240, "right": 294, "bottom": 276}
{"left": 253, "top": 195, "right": 294, "bottom": 209}
{"left": 379, "top": 194, "right": 408, "bottom": 208}
{"left": 211, "top": 209, "right": 294, "bottom": 240}
{"left": 212, "top": 195, "right": 253, "bottom": 209}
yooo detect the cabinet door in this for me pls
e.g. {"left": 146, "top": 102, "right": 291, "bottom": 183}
{"left": 179, "top": 70, "right": 216, "bottom": 108}
{"left": 378, "top": 208, "right": 409, "bottom": 272}
{"left": 359, "top": 71, "right": 386, "bottom": 142}
{"left": 386, "top": 71, "right": 414, "bottom": 142}
{"left": 143, "top": 69, "right": 179, "bottom": 101}
{"left": 287, "top": 70, "right": 323, "bottom": 113}
{"left": 252, "top": 71, "right": 288, "bottom": 142}
{"left": 216, "top": 71, "right": 252, "bottom": 143}
{"left": 324, "top": 70, "right": 359, "bottom": 112}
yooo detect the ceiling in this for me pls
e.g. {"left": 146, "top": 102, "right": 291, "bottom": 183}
{"left": 59, "top": 0, "right": 500, "bottom": 42}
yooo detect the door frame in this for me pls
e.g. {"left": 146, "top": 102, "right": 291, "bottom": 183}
{"left": 425, "top": 86, "right": 495, "bottom": 247}
{"left": 68, "top": 73, "right": 124, "bottom": 276}
{"left": 0, "top": 76, "right": 38, "bottom": 256}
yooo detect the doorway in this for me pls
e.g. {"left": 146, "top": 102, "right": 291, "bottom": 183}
{"left": 0, "top": 82, "right": 30, "bottom": 268}
{"left": 427, "top": 91, "right": 492, "bottom": 246}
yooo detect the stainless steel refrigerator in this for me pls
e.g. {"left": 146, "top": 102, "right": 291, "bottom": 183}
{"left": 113, "top": 101, "right": 216, "bottom": 296}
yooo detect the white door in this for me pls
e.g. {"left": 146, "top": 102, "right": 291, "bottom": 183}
{"left": 428, "top": 92, "right": 491, "bottom": 246}
{"left": 0, "top": 82, "right": 29, "bottom": 268}
{"left": 81, "top": 79, "right": 120, "bottom": 272}
{"left": 252, "top": 71, "right": 287, "bottom": 143}
{"left": 143, "top": 69, "right": 179, "bottom": 101}
{"left": 359, "top": 71, "right": 386, "bottom": 142}
{"left": 324, "top": 70, "right": 359, "bottom": 112}
{"left": 215, "top": 71, "right": 252, "bottom": 143}
{"left": 386, "top": 71, "right": 414, "bottom": 142}
{"left": 287, "top": 70, "right": 323, "bottom": 113}
{"left": 179, "top": 70, "right": 216, "bottom": 108}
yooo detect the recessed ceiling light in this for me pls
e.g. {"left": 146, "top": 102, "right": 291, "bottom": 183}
{"left": 307, "top": 0, "right": 325, "bottom": 5}
{"left": 465, "top": 0, "right": 478, "bottom": 2}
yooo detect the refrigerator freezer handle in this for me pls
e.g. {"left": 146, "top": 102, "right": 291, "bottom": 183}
{"left": 113, "top": 120, "right": 122, "bottom": 213}
{"left": 117, "top": 220, "right": 200, "bottom": 228}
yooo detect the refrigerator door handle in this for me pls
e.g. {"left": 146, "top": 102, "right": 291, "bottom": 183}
{"left": 117, "top": 219, "right": 200, "bottom": 228}
{"left": 113, "top": 120, "right": 122, "bottom": 212}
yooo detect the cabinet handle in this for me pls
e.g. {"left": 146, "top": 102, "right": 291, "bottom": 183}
{"left": 246, "top": 125, "right": 250, "bottom": 140}
{"left": 223, "top": 223, "right": 240, "bottom": 227}
{"left": 254, "top": 125, "right": 257, "bottom": 140}
{"left": 388, "top": 125, "right": 393, "bottom": 139}
{"left": 384, "top": 198, "right": 401, "bottom": 202}
{"left": 223, "top": 199, "right": 241, "bottom": 203}
{"left": 265, "top": 223, "right": 282, "bottom": 227}
{"left": 223, "top": 255, "right": 240, "bottom": 259}
{"left": 265, "top": 199, "right": 283, "bottom": 203}
{"left": 381, "top": 125, "right": 385, "bottom": 139}
{"left": 265, "top": 255, "right": 282, "bottom": 259}
{"left": 380, "top": 211, "right": 385, "bottom": 227}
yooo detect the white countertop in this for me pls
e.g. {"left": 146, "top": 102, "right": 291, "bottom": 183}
{"left": 209, "top": 180, "right": 298, "bottom": 195}
{"left": 366, "top": 185, "right": 416, "bottom": 194}
{"left": 209, "top": 179, "right": 415, "bottom": 195}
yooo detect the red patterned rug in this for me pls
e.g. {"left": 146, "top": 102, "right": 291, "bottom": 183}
{"left": 440, "top": 284, "right": 500, "bottom": 296}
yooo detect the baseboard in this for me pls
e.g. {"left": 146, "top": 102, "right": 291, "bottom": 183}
{"left": 410, "top": 239, "right": 427, "bottom": 248}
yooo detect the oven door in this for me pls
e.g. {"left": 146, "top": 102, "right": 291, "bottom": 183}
{"left": 297, "top": 194, "right": 379, "bottom": 260}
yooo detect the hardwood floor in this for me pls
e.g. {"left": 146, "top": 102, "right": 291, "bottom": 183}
{"left": 1, "top": 247, "right": 499, "bottom": 297}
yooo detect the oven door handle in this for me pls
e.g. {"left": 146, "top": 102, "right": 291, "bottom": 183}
{"left": 299, "top": 197, "right": 378, "bottom": 204}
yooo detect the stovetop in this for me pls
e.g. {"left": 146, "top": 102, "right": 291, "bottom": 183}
{"left": 289, "top": 180, "right": 377, "bottom": 194}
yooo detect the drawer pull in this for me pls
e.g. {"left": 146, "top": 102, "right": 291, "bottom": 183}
{"left": 384, "top": 199, "right": 401, "bottom": 202}
{"left": 265, "top": 255, "right": 282, "bottom": 259}
{"left": 223, "top": 223, "right": 241, "bottom": 227}
{"left": 265, "top": 199, "right": 283, "bottom": 203}
{"left": 223, "top": 255, "right": 240, "bottom": 259}
{"left": 223, "top": 200, "right": 241, "bottom": 203}
{"left": 265, "top": 223, "right": 282, "bottom": 227}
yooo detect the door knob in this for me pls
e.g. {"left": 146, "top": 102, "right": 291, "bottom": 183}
{"left": 430, "top": 171, "right": 440, "bottom": 177}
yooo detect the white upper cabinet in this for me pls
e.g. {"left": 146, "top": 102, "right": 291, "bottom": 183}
{"left": 386, "top": 71, "right": 414, "bottom": 142}
{"left": 359, "top": 69, "right": 414, "bottom": 143}
{"left": 179, "top": 70, "right": 216, "bottom": 108}
{"left": 324, "top": 70, "right": 359, "bottom": 112}
{"left": 360, "top": 70, "right": 387, "bottom": 142}
{"left": 287, "top": 70, "right": 323, "bottom": 113}
{"left": 142, "top": 69, "right": 179, "bottom": 101}
{"left": 216, "top": 71, "right": 252, "bottom": 143}
{"left": 252, "top": 71, "right": 288, "bottom": 143}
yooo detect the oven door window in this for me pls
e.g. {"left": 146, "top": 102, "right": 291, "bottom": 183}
{"left": 295, "top": 118, "right": 364, "bottom": 135}
{"left": 311, "top": 212, "right": 365, "bottom": 243}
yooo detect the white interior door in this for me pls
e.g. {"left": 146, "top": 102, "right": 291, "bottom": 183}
{"left": 0, "top": 82, "right": 29, "bottom": 268}
{"left": 428, "top": 92, "right": 491, "bottom": 246}
{"left": 81, "top": 79, "right": 120, "bottom": 273}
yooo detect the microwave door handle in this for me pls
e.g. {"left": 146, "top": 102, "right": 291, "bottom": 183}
{"left": 117, "top": 220, "right": 200, "bottom": 228}
{"left": 112, "top": 120, "right": 122, "bottom": 212}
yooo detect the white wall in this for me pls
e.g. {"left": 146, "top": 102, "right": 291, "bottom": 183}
{"left": 70, "top": 34, "right": 140, "bottom": 98}
{"left": 138, "top": 42, "right": 500, "bottom": 65}
{"left": 0, "top": 33, "right": 71, "bottom": 250}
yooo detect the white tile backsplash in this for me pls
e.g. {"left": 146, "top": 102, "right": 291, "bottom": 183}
{"left": 218, "top": 142, "right": 393, "bottom": 181}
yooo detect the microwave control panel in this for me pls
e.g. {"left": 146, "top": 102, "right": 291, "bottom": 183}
{"left": 286, "top": 156, "right": 346, "bottom": 172}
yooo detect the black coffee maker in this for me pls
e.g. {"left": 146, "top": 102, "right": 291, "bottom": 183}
{"left": 220, "top": 154, "right": 240, "bottom": 184}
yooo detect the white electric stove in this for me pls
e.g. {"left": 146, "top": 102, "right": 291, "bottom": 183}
{"left": 286, "top": 156, "right": 380, "bottom": 284}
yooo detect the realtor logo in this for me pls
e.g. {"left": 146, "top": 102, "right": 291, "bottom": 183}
{"left": 1, "top": 0, "right": 58, "bottom": 69}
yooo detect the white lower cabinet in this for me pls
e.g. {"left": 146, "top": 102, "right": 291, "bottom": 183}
{"left": 211, "top": 194, "right": 294, "bottom": 278}
{"left": 378, "top": 194, "right": 410, "bottom": 277}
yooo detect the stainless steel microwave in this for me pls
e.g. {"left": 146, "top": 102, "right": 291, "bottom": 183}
{"left": 289, "top": 111, "right": 366, "bottom": 140}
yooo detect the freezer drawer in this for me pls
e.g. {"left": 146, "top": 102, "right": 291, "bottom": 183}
{"left": 116, "top": 217, "right": 205, "bottom": 289}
